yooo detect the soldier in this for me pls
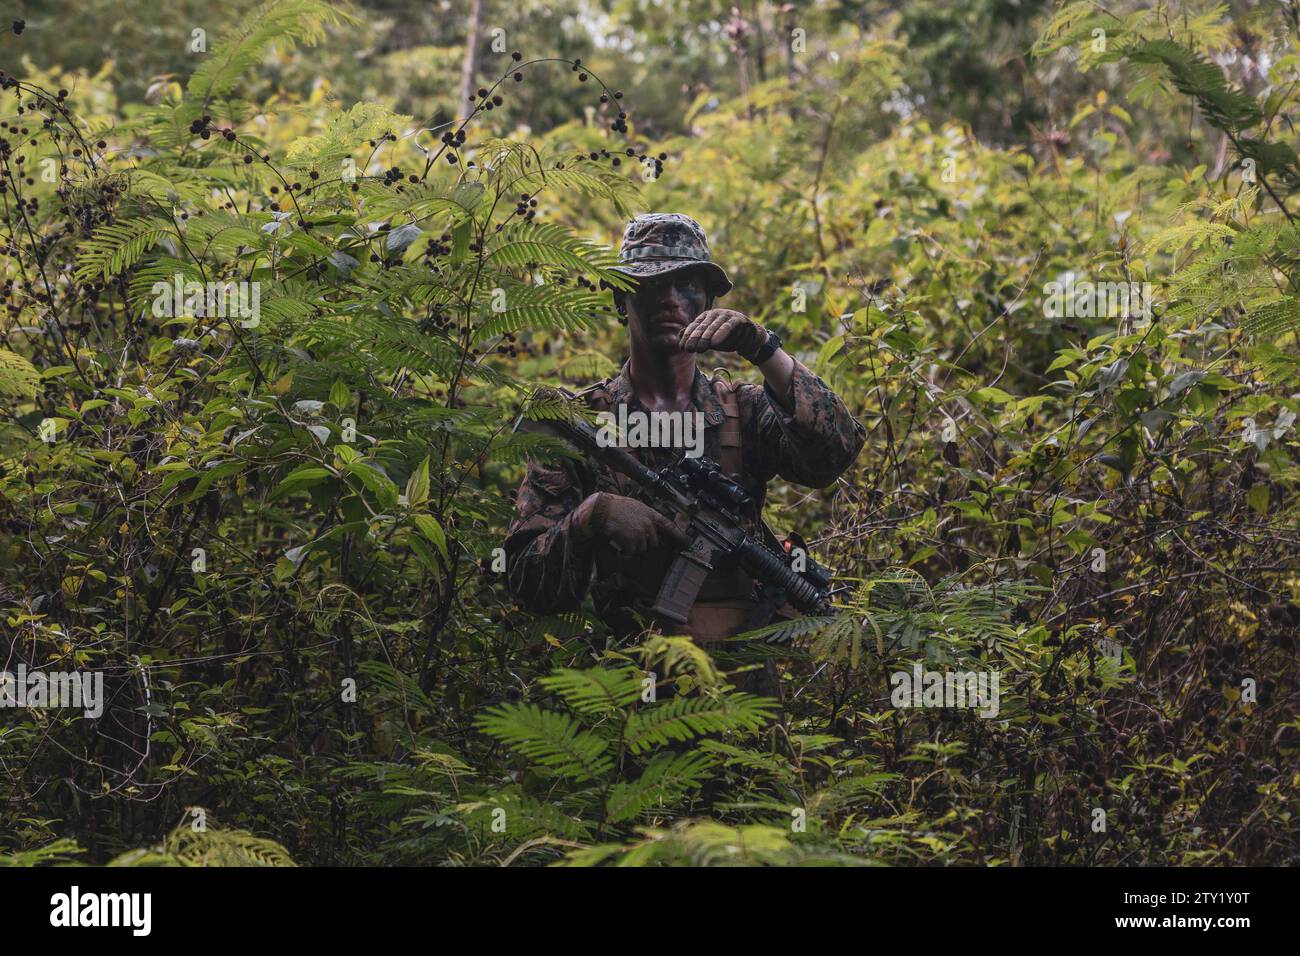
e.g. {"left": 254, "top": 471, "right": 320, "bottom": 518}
{"left": 505, "top": 213, "right": 864, "bottom": 682}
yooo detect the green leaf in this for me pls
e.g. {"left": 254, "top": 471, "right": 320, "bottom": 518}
{"left": 272, "top": 465, "right": 333, "bottom": 499}
{"left": 405, "top": 457, "right": 430, "bottom": 508}
{"left": 328, "top": 379, "right": 351, "bottom": 409}
{"left": 974, "top": 386, "right": 1016, "bottom": 405}
{"left": 412, "top": 513, "right": 447, "bottom": 559}
{"left": 342, "top": 459, "right": 399, "bottom": 509}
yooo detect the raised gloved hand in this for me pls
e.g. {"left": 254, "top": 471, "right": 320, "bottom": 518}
{"left": 574, "top": 492, "right": 686, "bottom": 555}
{"left": 677, "top": 308, "right": 769, "bottom": 362}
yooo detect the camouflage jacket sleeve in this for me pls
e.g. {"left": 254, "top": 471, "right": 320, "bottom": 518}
{"left": 736, "top": 357, "right": 866, "bottom": 488}
{"left": 504, "top": 456, "right": 598, "bottom": 614}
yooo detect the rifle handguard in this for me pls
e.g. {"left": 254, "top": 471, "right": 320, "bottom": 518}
{"left": 734, "top": 537, "right": 830, "bottom": 615}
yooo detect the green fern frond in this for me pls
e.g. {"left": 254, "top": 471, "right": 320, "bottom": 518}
{"left": 1030, "top": 2, "right": 1120, "bottom": 58}
{"left": 623, "top": 693, "right": 777, "bottom": 754}
{"left": 561, "top": 820, "right": 866, "bottom": 867}
{"left": 75, "top": 217, "right": 176, "bottom": 281}
{"left": 1250, "top": 342, "right": 1300, "bottom": 384}
{"left": 1243, "top": 298, "right": 1300, "bottom": 339}
{"left": 0, "top": 349, "right": 41, "bottom": 401}
{"left": 476, "top": 703, "right": 613, "bottom": 781}
{"left": 0, "top": 838, "right": 84, "bottom": 866}
{"left": 186, "top": 0, "right": 356, "bottom": 103}
{"left": 357, "top": 660, "right": 437, "bottom": 717}
{"left": 730, "top": 614, "right": 837, "bottom": 646}
{"left": 109, "top": 821, "right": 297, "bottom": 866}
{"left": 474, "top": 282, "right": 608, "bottom": 340}
{"left": 508, "top": 611, "right": 603, "bottom": 648}
{"left": 127, "top": 257, "right": 205, "bottom": 306}
{"left": 184, "top": 212, "right": 269, "bottom": 258}
{"left": 806, "top": 772, "right": 900, "bottom": 815}
{"left": 483, "top": 429, "right": 575, "bottom": 467}
{"left": 605, "top": 750, "right": 716, "bottom": 823}
{"left": 810, "top": 614, "right": 878, "bottom": 667}
{"left": 365, "top": 265, "right": 458, "bottom": 308}
{"left": 1121, "top": 39, "right": 1261, "bottom": 133}
{"left": 303, "top": 312, "right": 509, "bottom": 384}
{"left": 634, "top": 634, "right": 724, "bottom": 686}
{"left": 1236, "top": 137, "right": 1300, "bottom": 182}
{"left": 537, "top": 667, "right": 643, "bottom": 716}
{"left": 513, "top": 164, "right": 640, "bottom": 218}
{"left": 472, "top": 139, "right": 545, "bottom": 183}
{"left": 486, "top": 222, "right": 630, "bottom": 287}
{"left": 259, "top": 293, "right": 322, "bottom": 328}
{"left": 457, "top": 787, "right": 594, "bottom": 843}
{"left": 127, "top": 167, "right": 213, "bottom": 204}
{"left": 286, "top": 102, "right": 414, "bottom": 167}
{"left": 122, "top": 104, "right": 204, "bottom": 150}
{"left": 697, "top": 739, "right": 798, "bottom": 778}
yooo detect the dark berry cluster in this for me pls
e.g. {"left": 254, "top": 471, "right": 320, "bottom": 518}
{"left": 514, "top": 193, "right": 538, "bottom": 220}
{"left": 188, "top": 114, "right": 214, "bottom": 138}
{"left": 468, "top": 87, "right": 504, "bottom": 110}
{"left": 417, "top": 305, "right": 451, "bottom": 335}
{"left": 494, "top": 332, "right": 520, "bottom": 357}
{"left": 422, "top": 232, "right": 454, "bottom": 260}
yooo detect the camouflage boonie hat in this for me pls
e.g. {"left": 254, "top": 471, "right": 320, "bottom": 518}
{"left": 610, "top": 212, "right": 732, "bottom": 298}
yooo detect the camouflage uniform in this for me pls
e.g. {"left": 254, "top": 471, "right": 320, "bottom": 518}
{"left": 505, "top": 213, "right": 865, "bottom": 645}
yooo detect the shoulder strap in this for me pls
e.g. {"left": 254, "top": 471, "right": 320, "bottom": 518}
{"left": 711, "top": 377, "right": 743, "bottom": 480}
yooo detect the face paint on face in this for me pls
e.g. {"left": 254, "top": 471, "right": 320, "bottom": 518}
{"left": 625, "top": 268, "right": 710, "bottom": 353}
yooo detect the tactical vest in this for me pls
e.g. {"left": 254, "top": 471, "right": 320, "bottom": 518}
{"left": 579, "top": 375, "right": 760, "bottom": 645}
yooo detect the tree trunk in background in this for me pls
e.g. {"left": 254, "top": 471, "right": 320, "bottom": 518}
{"left": 458, "top": 0, "right": 485, "bottom": 114}
{"left": 783, "top": 6, "right": 799, "bottom": 83}
{"left": 752, "top": 0, "right": 767, "bottom": 83}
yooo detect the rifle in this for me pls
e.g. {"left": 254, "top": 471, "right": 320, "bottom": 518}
{"left": 519, "top": 394, "right": 833, "bottom": 626}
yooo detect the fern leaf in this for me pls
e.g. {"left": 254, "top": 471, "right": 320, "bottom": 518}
{"left": 605, "top": 750, "right": 716, "bottom": 823}
{"left": 1123, "top": 39, "right": 1261, "bottom": 133}
{"left": 1250, "top": 342, "right": 1300, "bottom": 384}
{"left": 0, "top": 349, "right": 41, "bottom": 401}
{"left": 75, "top": 218, "right": 176, "bottom": 281}
{"left": 476, "top": 703, "right": 613, "bottom": 781}
{"left": 186, "top": 0, "right": 356, "bottom": 103}
{"left": 623, "top": 693, "right": 777, "bottom": 754}
{"left": 634, "top": 634, "right": 724, "bottom": 686}
{"left": 487, "top": 222, "right": 630, "bottom": 287}
{"left": 475, "top": 282, "right": 610, "bottom": 340}
{"left": 1243, "top": 298, "right": 1300, "bottom": 339}
{"left": 537, "top": 667, "right": 643, "bottom": 716}
{"left": 286, "top": 102, "right": 414, "bottom": 167}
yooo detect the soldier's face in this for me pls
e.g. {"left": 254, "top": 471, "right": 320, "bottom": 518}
{"left": 623, "top": 269, "right": 710, "bottom": 353}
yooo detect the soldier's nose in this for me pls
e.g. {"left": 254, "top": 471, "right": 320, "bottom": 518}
{"left": 660, "top": 284, "right": 687, "bottom": 306}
